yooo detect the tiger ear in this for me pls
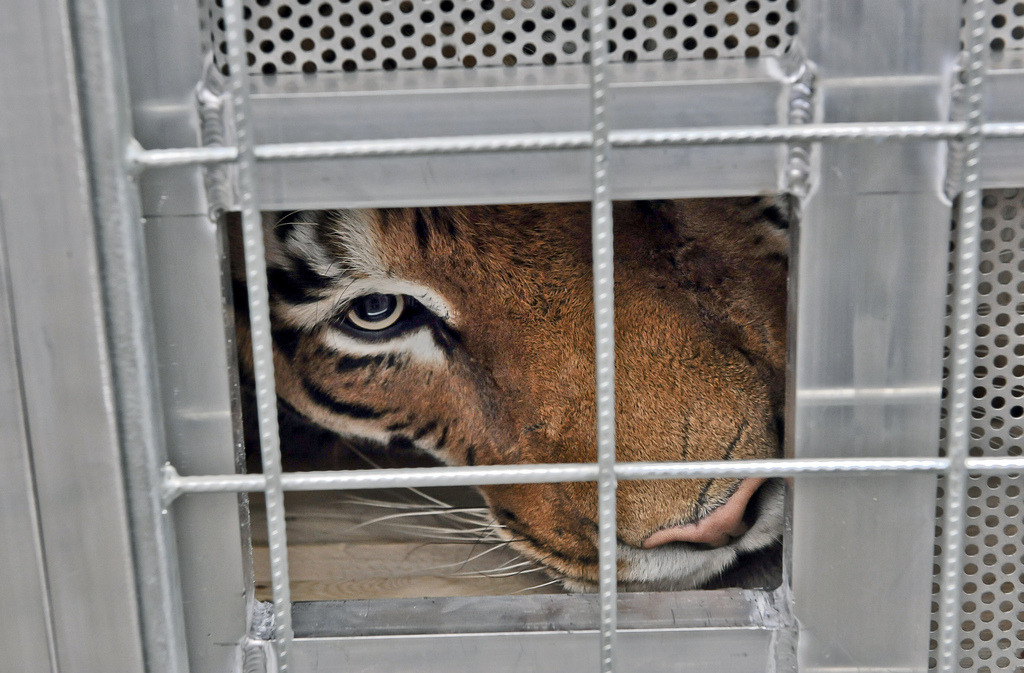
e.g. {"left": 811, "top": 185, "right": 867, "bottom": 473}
{"left": 762, "top": 193, "right": 792, "bottom": 231}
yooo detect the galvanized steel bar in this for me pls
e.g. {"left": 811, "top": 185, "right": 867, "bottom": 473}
{"left": 611, "top": 121, "right": 966, "bottom": 146}
{"left": 67, "top": 0, "right": 192, "bottom": 670}
{"left": 221, "top": 0, "right": 294, "bottom": 666}
{"left": 937, "top": 2, "right": 989, "bottom": 672}
{"left": 129, "top": 143, "right": 239, "bottom": 169}
{"left": 588, "top": 0, "right": 618, "bottom": 670}
{"left": 163, "top": 457, "right": 981, "bottom": 501}
{"left": 963, "top": 457, "right": 1024, "bottom": 473}
{"left": 982, "top": 121, "right": 1024, "bottom": 138}
{"left": 129, "top": 121, "right": 1024, "bottom": 171}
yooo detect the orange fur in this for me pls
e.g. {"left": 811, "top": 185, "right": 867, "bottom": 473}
{"left": 233, "top": 198, "right": 788, "bottom": 590}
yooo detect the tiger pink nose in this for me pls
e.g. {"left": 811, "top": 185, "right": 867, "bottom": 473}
{"left": 641, "top": 478, "right": 766, "bottom": 549}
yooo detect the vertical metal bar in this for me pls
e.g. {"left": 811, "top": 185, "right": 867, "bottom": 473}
{"left": 588, "top": 1, "right": 617, "bottom": 671}
{"left": 936, "top": 2, "right": 988, "bottom": 672}
{"left": 67, "top": 0, "right": 193, "bottom": 669}
{"left": 221, "top": 0, "right": 295, "bottom": 668}
{"left": 791, "top": 2, "right": 959, "bottom": 669}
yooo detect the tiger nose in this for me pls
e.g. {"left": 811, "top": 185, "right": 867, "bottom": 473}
{"left": 641, "top": 478, "right": 766, "bottom": 549}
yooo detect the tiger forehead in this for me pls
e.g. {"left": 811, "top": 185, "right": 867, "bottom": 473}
{"left": 368, "top": 205, "right": 596, "bottom": 279}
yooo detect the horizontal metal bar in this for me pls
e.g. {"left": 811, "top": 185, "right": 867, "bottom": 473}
{"left": 291, "top": 588, "right": 782, "bottom": 638}
{"left": 614, "top": 457, "right": 952, "bottom": 480}
{"left": 290, "top": 627, "right": 773, "bottom": 673}
{"left": 982, "top": 121, "right": 1024, "bottom": 138}
{"left": 129, "top": 143, "right": 238, "bottom": 169}
{"left": 131, "top": 121, "right": 1024, "bottom": 171}
{"left": 159, "top": 455, "right": 1024, "bottom": 504}
{"left": 610, "top": 121, "right": 969, "bottom": 146}
{"left": 255, "top": 131, "right": 591, "bottom": 159}
{"left": 161, "top": 463, "right": 598, "bottom": 501}
{"left": 963, "top": 457, "right": 1024, "bottom": 473}
{"left": 795, "top": 385, "right": 943, "bottom": 404}
{"left": 162, "top": 454, "right": 1024, "bottom": 503}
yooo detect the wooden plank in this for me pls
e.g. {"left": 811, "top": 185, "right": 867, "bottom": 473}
{"left": 251, "top": 489, "right": 565, "bottom": 600}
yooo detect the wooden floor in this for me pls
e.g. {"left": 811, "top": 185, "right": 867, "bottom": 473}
{"left": 246, "top": 413, "right": 566, "bottom": 600}
{"left": 250, "top": 487, "right": 566, "bottom": 601}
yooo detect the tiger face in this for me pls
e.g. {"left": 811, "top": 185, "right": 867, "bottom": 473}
{"left": 233, "top": 198, "right": 789, "bottom": 591}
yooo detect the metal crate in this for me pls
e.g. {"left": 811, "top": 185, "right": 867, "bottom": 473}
{"left": 1, "top": 1, "right": 1024, "bottom": 672}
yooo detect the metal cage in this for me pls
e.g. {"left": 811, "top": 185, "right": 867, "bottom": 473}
{"left": 2, "top": 0, "right": 1024, "bottom": 672}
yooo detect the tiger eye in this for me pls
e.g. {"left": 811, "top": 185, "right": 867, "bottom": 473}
{"left": 347, "top": 294, "right": 405, "bottom": 330}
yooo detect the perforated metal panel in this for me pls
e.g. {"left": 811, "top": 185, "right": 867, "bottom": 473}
{"left": 202, "top": 0, "right": 800, "bottom": 75}
{"left": 934, "top": 188, "right": 1024, "bottom": 673}
{"left": 988, "top": 0, "right": 1024, "bottom": 53}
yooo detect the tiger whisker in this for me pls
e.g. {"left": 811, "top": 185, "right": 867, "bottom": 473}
{"left": 346, "top": 445, "right": 454, "bottom": 509}
{"left": 450, "top": 559, "right": 540, "bottom": 578}
{"left": 512, "top": 578, "right": 563, "bottom": 594}
{"left": 417, "top": 541, "right": 517, "bottom": 571}
{"left": 454, "top": 566, "right": 550, "bottom": 579}
{"left": 344, "top": 507, "right": 500, "bottom": 532}
{"left": 385, "top": 524, "right": 504, "bottom": 539}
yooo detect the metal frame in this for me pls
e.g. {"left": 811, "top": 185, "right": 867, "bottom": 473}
{"left": 3, "top": 0, "right": 1024, "bottom": 671}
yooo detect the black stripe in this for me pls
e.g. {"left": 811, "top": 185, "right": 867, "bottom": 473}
{"left": 271, "top": 210, "right": 309, "bottom": 240}
{"left": 464, "top": 445, "right": 476, "bottom": 466}
{"left": 414, "top": 209, "right": 431, "bottom": 250}
{"left": 302, "top": 379, "right": 387, "bottom": 419}
{"left": 334, "top": 354, "right": 386, "bottom": 373}
{"left": 721, "top": 421, "right": 747, "bottom": 462}
{"left": 388, "top": 435, "right": 416, "bottom": 452}
{"left": 436, "top": 425, "right": 449, "bottom": 449}
{"left": 695, "top": 422, "right": 747, "bottom": 514}
{"left": 266, "top": 256, "right": 328, "bottom": 305}
{"left": 762, "top": 203, "right": 789, "bottom": 229}
{"left": 444, "top": 213, "right": 460, "bottom": 240}
{"left": 429, "top": 322, "right": 463, "bottom": 355}
{"left": 693, "top": 479, "right": 714, "bottom": 519}
{"left": 412, "top": 420, "right": 438, "bottom": 441}
{"left": 386, "top": 421, "right": 411, "bottom": 432}
{"left": 272, "top": 327, "right": 303, "bottom": 358}
{"left": 385, "top": 353, "right": 408, "bottom": 372}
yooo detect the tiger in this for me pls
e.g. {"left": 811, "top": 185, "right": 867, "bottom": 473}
{"left": 231, "top": 197, "right": 789, "bottom": 592}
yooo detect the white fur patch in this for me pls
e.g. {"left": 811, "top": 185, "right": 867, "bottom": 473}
{"left": 323, "top": 210, "right": 387, "bottom": 279}
{"left": 323, "top": 325, "right": 446, "bottom": 367}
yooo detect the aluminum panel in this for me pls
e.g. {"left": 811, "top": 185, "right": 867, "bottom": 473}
{"left": 119, "top": 0, "right": 257, "bottom": 668}
{"left": 0, "top": 190, "right": 54, "bottom": 673}
{"left": 790, "top": 1, "right": 960, "bottom": 671}
{"left": 980, "top": 65, "right": 1024, "bottom": 189}
{"left": 0, "top": 0, "right": 146, "bottom": 670}
{"left": 144, "top": 214, "right": 252, "bottom": 673}
{"left": 121, "top": 0, "right": 212, "bottom": 218}
{"left": 290, "top": 589, "right": 780, "bottom": 637}
{"left": 246, "top": 62, "right": 782, "bottom": 208}
{"left": 290, "top": 628, "right": 773, "bottom": 673}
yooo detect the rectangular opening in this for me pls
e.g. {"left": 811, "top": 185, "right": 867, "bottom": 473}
{"left": 229, "top": 196, "right": 789, "bottom": 612}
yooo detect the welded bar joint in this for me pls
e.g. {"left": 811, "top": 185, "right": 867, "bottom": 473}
{"left": 936, "top": 2, "right": 989, "bottom": 673}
